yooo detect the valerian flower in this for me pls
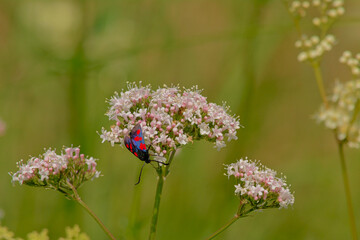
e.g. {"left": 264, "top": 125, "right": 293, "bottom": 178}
{"left": 339, "top": 51, "right": 360, "bottom": 77}
{"left": 296, "top": 34, "right": 336, "bottom": 62}
{"left": 226, "top": 158, "right": 294, "bottom": 209}
{"left": 285, "top": 0, "right": 344, "bottom": 63}
{"left": 286, "top": 0, "right": 344, "bottom": 24}
{"left": 9, "top": 147, "right": 101, "bottom": 195}
{"left": 100, "top": 82, "right": 241, "bottom": 158}
{"left": 316, "top": 79, "right": 360, "bottom": 147}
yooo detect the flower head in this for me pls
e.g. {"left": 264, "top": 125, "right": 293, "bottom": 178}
{"left": 10, "top": 147, "right": 101, "bottom": 195}
{"left": 226, "top": 158, "right": 294, "bottom": 209}
{"left": 285, "top": 0, "right": 345, "bottom": 63}
{"left": 296, "top": 34, "right": 336, "bottom": 62}
{"left": 316, "top": 79, "right": 360, "bottom": 147}
{"left": 100, "top": 82, "right": 241, "bottom": 158}
{"left": 339, "top": 51, "right": 360, "bottom": 77}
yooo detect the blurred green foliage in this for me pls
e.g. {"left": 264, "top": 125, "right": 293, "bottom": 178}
{"left": 1, "top": 0, "right": 360, "bottom": 239}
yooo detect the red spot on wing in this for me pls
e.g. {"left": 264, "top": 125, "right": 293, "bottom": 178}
{"left": 126, "top": 144, "right": 129, "bottom": 148}
{"left": 134, "top": 136, "right": 142, "bottom": 141}
{"left": 130, "top": 144, "right": 132, "bottom": 150}
{"left": 134, "top": 152, "right": 138, "bottom": 157}
{"left": 136, "top": 129, "right": 140, "bottom": 135}
{"left": 140, "top": 143, "right": 146, "bottom": 150}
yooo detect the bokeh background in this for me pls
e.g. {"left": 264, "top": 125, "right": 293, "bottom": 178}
{"left": 1, "top": 0, "right": 360, "bottom": 239}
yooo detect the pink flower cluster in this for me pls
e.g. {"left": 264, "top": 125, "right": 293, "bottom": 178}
{"left": 100, "top": 82, "right": 241, "bottom": 157}
{"left": 10, "top": 147, "right": 101, "bottom": 192}
{"left": 226, "top": 158, "right": 294, "bottom": 209}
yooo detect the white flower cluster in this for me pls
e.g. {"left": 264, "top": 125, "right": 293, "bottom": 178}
{"left": 316, "top": 79, "right": 360, "bottom": 147}
{"left": 312, "top": 0, "right": 345, "bottom": 27}
{"left": 296, "top": 34, "right": 336, "bottom": 62}
{"left": 288, "top": 0, "right": 310, "bottom": 17}
{"left": 10, "top": 147, "right": 101, "bottom": 192}
{"left": 340, "top": 51, "right": 360, "bottom": 76}
{"left": 287, "top": 0, "right": 344, "bottom": 24}
{"left": 226, "top": 158, "right": 294, "bottom": 209}
{"left": 100, "top": 82, "right": 241, "bottom": 156}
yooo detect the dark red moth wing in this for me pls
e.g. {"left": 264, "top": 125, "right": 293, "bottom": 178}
{"left": 125, "top": 129, "right": 150, "bottom": 162}
{"left": 129, "top": 123, "right": 147, "bottom": 151}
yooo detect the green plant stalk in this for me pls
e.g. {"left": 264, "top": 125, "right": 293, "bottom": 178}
{"left": 311, "top": 61, "right": 329, "bottom": 108}
{"left": 148, "top": 169, "right": 165, "bottom": 240}
{"left": 310, "top": 63, "right": 358, "bottom": 240}
{"left": 68, "top": 182, "right": 117, "bottom": 240}
{"left": 338, "top": 142, "right": 358, "bottom": 240}
{"left": 206, "top": 202, "right": 253, "bottom": 240}
{"left": 148, "top": 151, "right": 176, "bottom": 240}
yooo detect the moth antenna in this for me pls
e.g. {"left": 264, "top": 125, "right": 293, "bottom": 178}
{"left": 135, "top": 162, "right": 146, "bottom": 185}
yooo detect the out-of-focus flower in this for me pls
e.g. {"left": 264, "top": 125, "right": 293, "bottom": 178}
{"left": 0, "top": 224, "right": 89, "bottom": 240}
{"left": 9, "top": 147, "right": 101, "bottom": 195}
{"left": 339, "top": 51, "right": 360, "bottom": 77}
{"left": 226, "top": 158, "right": 294, "bottom": 209}
{"left": 295, "top": 34, "right": 336, "bottom": 62}
{"left": 286, "top": 0, "right": 345, "bottom": 24}
{"left": 288, "top": 0, "right": 310, "bottom": 18}
{"left": 316, "top": 79, "right": 360, "bottom": 147}
{"left": 100, "top": 82, "right": 241, "bottom": 158}
{"left": 0, "top": 119, "right": 6, "bottom": 137}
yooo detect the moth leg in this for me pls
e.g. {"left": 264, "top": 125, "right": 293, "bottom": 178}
{"left": 135, "top": 162, "right": 146, "bottom": 185}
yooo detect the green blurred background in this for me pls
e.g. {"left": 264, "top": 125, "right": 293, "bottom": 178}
{"left": 1, "top": 0, "right": 360, "bottom": 239}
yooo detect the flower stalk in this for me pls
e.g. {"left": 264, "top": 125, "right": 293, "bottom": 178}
{"left": 311, "top": 61, "right": 329, "bottom": 108}
{"left": 206, "top": 199, "right": 259, "bottom": 240}
{"left": 337, "top": 142, "right": 358, "bottom": 240}
{"left": 310, "top": 59, "right": 358, "bottom": 240}
{"left": 148, "top": 151, "right": 176, "bottom": 240}
{"left": 67, "top": 182, "right": 117, "bottom": 240}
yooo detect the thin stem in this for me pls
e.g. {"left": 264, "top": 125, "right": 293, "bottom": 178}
{"left": 148, "top": 151, "right": 176, "bottom": 240}
{"left": 206, "top": 215, "right": 239, "bottom": 240}
{"left": 148, "top": 168, "right": 165, "bottom": 240}
{"left": 164, "top": 150, "right": 176, "bottom": 176}
{"left": 206, "top": 204, "right": 254, "bottom": 240}
{"left": 67, "top": 182, "right": 117, "bottom": 240}
{"left": 311, "top": 61, "right": 329, "bottom": 108}
{"left": 337, "top": 142, "right": 358, "bottom": 240}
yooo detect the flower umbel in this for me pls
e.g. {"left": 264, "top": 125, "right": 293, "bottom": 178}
{"left": 10, "top": 147, "right": 101, "bottom": 195}
{"left": 339, "top": 51, "right": 360, "bottom": 77}
{"left": 226, "top": 158, "right": 294, "bottom": 210}
{"left": 100, "top": 82, "right": 241, "bottom": 158}
{"left": 316, "top": 79, "right": 360, "bottom": 147}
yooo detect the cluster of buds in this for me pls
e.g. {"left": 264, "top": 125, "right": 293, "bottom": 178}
{"left": 100, "top": 82, "right": 241, "bottom": 158}
{"left": 296, "top": 34, "right": 336, "bottom": 62}
{"left": 10, "top": 147, "right": 101, "bottom": 195}
{"left": 316, "top": 79, "right": 360, "bottom": 147}
{"left": 287, "top": 0, "right": 344, "bottom": 23}
{"left": 312, "top": 0, "right": 345, "bottom": 27}
{"left": 339, "top": 51, "right": 360, "bottom": 76}
{"left": 226, "top": 158, "right": 294, "bottom": 209}
{"left": 288, "top": 1, "right": 310, "bottom": 18}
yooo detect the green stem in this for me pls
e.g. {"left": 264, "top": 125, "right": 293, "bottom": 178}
{"left": 148, "top": 151, "right": 176, "bottom": 240}
{"left": 206, "top": 203, "right": 254, "bottom": 240}
{"left": 206, "top": 215, "right": 239, "bottom": 240}
{"left": 311, "top": 61, "right": 329, "bottom": 108}
{"left": 148, "top": 168, "right": 165, "bottom": 240}
{"left": 67, "top": 182, "right": 117, "bottom": 240}
{"left": 337, "top": 142, "right": 358, "bottom": 240}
